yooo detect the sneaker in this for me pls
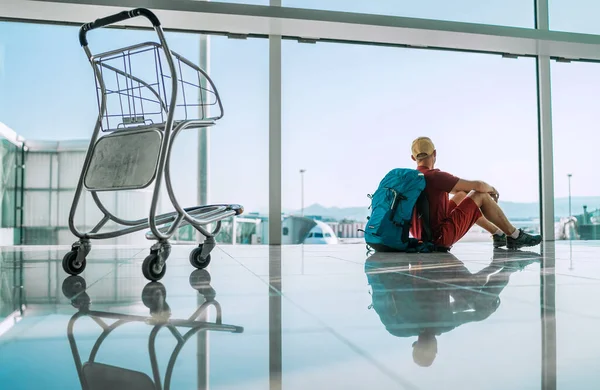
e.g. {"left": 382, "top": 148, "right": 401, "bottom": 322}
{"left": 506, "top": 229, "right": 542, "bottom": 250}
{"left": 493, "top": 233, "right": 507, "bottom": 248}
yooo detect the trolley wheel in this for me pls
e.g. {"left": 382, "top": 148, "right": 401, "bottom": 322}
{"left": 71, "top": 292, "right": 91, "bottom": 310}
{"left": 62, "top": 276, "right": 87, "bottom": 299}
{"left": 142, "top": 282, "right": 170, "bottom": 316}
{"left": 189, "top": 247, "right": 211, "bottom": 269}
{"left": 189, "top": 270, "right": 216, "bottom": 300}
{"left": 142, "top": 254, "right": 166, "bottom": 281}
{"left": 189, "top": 269, "right": 211, "bottom": 287}
{"left": 62, "top": 250, "right": 86, "bottom": 275}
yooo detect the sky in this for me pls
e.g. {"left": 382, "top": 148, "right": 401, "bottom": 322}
{"left": 1, "top": 1, "right": 600, "bottom": 217}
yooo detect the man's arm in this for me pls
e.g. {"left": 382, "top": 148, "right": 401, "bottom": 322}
{"left": 429, "top": 170, "right": 499, "bottom": 202}
{"left": 451, "top": 179, "right": 498, "bottom": 197}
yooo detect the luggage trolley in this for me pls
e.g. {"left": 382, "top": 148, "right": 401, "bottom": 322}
{"left": 62, "top": 271, "right": 243, "bottom": 390}
{"left": 63, "top": 8, "right": 243, "bottom": 281}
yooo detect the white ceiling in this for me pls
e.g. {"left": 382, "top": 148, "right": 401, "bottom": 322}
{"left": 2, "top": 0, "right": 600, "bottom": 60}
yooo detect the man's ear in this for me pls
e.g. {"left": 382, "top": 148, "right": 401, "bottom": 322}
{"left": 411, "top": 155, "right": 416, "bottom": 162}
{"left": 433, "top": 150, "right": 437, "bottom": 157}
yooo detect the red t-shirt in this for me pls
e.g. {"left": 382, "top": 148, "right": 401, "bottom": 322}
{"left": 410, "top": 166, "right": 460, "bottom": 241}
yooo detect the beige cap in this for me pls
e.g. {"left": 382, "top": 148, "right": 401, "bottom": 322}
{"left": 411, "top": 137, "right": 435, "bottom": 160}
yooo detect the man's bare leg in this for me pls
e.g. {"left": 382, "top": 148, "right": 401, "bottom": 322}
{"left": 452, "top": 192, "right": 500, "bottom": 235}
{"left": 467, "top": 191, "right": 516, "bottom": 235}
{"left": 453, "top": 191, "right": 541, "bottom": 249}
{"left": 477, "top": 217, "right": 501, "bottom": 235}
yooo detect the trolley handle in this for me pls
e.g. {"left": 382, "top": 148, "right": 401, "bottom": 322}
{"left": 79, "top": 8, "right": 161, "bottom": 46}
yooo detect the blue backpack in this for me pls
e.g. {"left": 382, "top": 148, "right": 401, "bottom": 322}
{"left": 364, "top": 168, "right": 433, "bottom": 252}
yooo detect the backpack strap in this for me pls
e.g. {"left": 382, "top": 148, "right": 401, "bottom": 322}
{"left": 401, "top": 221, "right": 412, "bottom": 243}
{"left": 416, "top": 192, "right": 432, "bottom": 243}
{"left": 389, "top": 189, "right": 407, "bottom": 225}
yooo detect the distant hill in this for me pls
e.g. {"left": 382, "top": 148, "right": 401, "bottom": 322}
{"left": 289, "top": 197, "right": 600, "bottom": 222}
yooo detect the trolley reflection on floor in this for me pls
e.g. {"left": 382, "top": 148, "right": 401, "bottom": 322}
{"left": 62, "top": 270, "right": 243, "bottom": 390}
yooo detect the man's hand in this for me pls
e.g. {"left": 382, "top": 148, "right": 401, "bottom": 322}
{"left": 489, "top": 187, "right": 500, "bottom": 203}
{"left": 477, "top": 181, "right": 496, "bottom": 194}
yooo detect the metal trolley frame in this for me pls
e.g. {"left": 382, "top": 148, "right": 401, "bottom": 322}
{"left": 62, "top": 8, "right": 243, "bottom": 281}
{"left": 63, "top": 271, "right": 243, "bottom": 390}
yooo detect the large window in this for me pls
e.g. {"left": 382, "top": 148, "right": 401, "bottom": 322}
{"left": 550, "top": 0, "right": 600, "bottom": 35}
{"left": 551, "top": 60, "right": 600, "bottom": 241}
{"left": 0, "top": 133, "right": 23, "bottom": 245}
{"left": 0, "top": 22, "right": 268, "bottom": 245}
{"left": 284, "top": 0, "right": 534, "bottom": 27}
{"left": 282, "top": 42, "right": 540, "bottom": 243}
{"left": 208, "top": 36, "right": 269, "bottom": 241}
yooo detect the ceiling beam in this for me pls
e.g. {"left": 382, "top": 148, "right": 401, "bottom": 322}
{"left": 2, "top": 0, "right": 600, "bottom": 60}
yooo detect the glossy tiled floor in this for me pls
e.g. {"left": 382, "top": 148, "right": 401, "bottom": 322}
{"left": 0, "top": 240, "right": 597, "bottom": 389}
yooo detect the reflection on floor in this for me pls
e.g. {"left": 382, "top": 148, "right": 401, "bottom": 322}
{"left": 0, "top": 240, "right": 597, "bottom": 389}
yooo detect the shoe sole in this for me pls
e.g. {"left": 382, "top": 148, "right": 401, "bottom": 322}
{"left": 493, "top": 240, "right": 507, "bottom": 248}
{"left": 507, "top": 239, "right": 542, "bottom": 250}
{"left": 493, "top": 236, "right": 507, "bottom": 248}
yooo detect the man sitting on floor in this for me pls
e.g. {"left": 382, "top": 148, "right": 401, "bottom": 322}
{"left": 409, "top": 136, "right": 542, "bottom": 250}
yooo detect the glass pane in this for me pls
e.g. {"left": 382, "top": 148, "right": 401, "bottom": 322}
{"left": 282, "top": 41, "right": 540, "bottom": 245}
{"left": 0, "top": 22, "right": 268, "bottom": 245}
{"left": 0, "top": 138, "right": 19, "bottom": 233}
{"left": 551, "top": 61, "right": 600, "bottom": 241}
{"left": 207, "top": 36, "right": 269, "bottom": 245}
{"left": 284, "top": 0, "right": 533, "bottom": 27}
{"left": 550, "top": 0, "right": 600, "bottom": 34}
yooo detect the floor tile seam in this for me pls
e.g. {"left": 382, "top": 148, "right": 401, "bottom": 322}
{"left": 64, "top": 248, "right": 147, "bottom": 303}
{"left": 313, "top": 254, "right": 488, "bottom": 270}
{"left": 267, "top": 286, "right": 423, "bottom": 390}
{"left": 223, "top": 250, "right": 552, "bottom": 329}
{"left": 365, "top": 265, "right": 505, "bottom": 298}
{"left": 221, "top": 253, "right": 368, "bottom": 264}
{"left": 257, "top": 272, "right": 368, "bottom": 278}
{"left": 218, "top": 249, "right": 422, "bottom": 389}
{"left": 218, "top": 248, "right": 578, "bottom": 384}
{"left": 319, "top": 255, "right": 374, "bottom": 264}
{"left": 42, "top": 269, "right": 117, "bottom": 305}
{"left": 373, "top": 267, "right": 573, "bottom": 313}
{"left": 467, "top": 260, "right": 600, "bottom": 281}
{"left": 217, "top": 248, "right": 283, "bottom": 293}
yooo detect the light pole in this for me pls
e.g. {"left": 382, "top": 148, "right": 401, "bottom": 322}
{"left": 567, "top": 173, "right": 572, "bottom": 218}
{"left": 300, "top": 169, "right": 306, "bottom": 217}
{"left": 569, "top": 239, "right": 574, "bottom": 270}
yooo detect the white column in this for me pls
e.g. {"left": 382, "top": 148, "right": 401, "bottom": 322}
{"left": 536, "top": 0, "right": 555, "bottom": 241}
{"left": 196, "top": 16, "right": 211, "bottom": 245}
{"left": 198, "top": 35, "right": 210, "bottom": 207}
{"left": 197, "top": 4, "right": 210, "bottom": 388}
{"left": 269, "top": 0, "right": 282, "bottom": 245}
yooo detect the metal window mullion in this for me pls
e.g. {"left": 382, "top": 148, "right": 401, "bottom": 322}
{"left": 196, "top": 3, "right": 211, "bottom": 390}
{"left": 268, "top": 4, "right": 284, "bottom": 388}
{"left": 268, "top": 38, "right": 282, "bottom": 246}
{"left": 536, "top": 2, "right": 557, "bottom": 390}
{"left": 198, "top": 34, "right": 210, "bottom": 207}
{"left": 535, "top": 0, "right": 555, "bottom": 242}
{"left": 536, "top": 59, "right": 555, "bottom": 242}
{"left": 269, "top": 2, "right": 282, "bottom": 246}
{"left": 196, "top": 33, "right": 210, "bottom": 245}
